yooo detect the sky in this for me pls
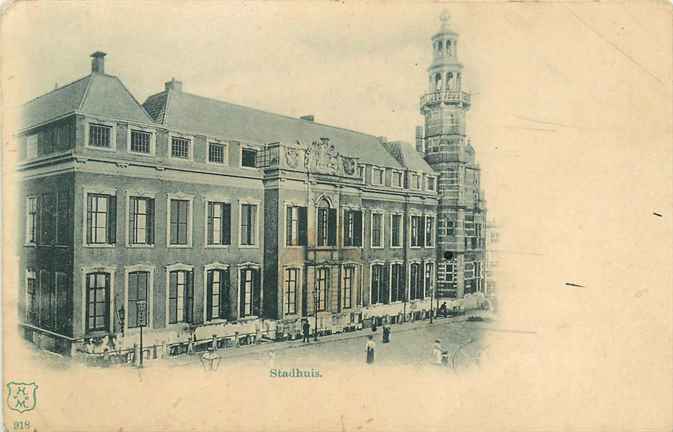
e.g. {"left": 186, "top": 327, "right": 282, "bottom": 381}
{"left": 2, "top": 2, "right": 673, "bottom": 428}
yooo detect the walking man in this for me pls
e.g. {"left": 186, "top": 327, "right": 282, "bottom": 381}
{"left": 302, "top": 319, "right": 311, "bottom": 343}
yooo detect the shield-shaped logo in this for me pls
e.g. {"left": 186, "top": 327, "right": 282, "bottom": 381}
{"left": 7, "top": 382, "right": 38, "bottom": 413}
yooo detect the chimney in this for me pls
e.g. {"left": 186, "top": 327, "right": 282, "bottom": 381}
{"left": 415, "top": 125, "right": 425, "bottom": 153}
{"left": 300, "top": 115, "right": 315, "bottom": 122}
{"left": 165, "top": 78, "right": 183, "bottom": 92}
{"left": 90, "top": 51, "right": 106, "bottom": 74}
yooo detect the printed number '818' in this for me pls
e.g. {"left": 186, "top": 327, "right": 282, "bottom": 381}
{"left": 13, "top": 420, "right": 31, "bottom": 430}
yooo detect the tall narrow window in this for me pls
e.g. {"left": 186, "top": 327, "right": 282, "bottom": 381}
{"left": 343, "top": 209, "right": 362, "bottom": 247}
{"left": 86, "top": 193, "right": 116, "bottom": 244}
{"left": 130, "top": 130, "right": 151, "bottom": 154}
{"left": 171, "top": 136, "right": 190, "bottom": 159}
{"left": 410, "top": 263, "right": 423, "bottom": 300}
{"left": 169, "top": 199, "right": 190, "bottom": 245}
{"left": 127, "top": 271, "right": 149, "bottom": 328}
{"left": 392, "top": 171, "right": 403, "bottom": 188}
{"left": 390, "top": 263, "right": 403, "bottom": 302}
{"left": 371, "top": 264, "right": 387, "bottom": 305}
{"left": 240, "top": 204, "right": 257, "bottom": 246}
{"left": 169, "top": 270, "right": 193, "bottom": 324}
{"left": 315, "top": 268, "right": 329, "bottom": 312}
{"left": 342, "top": 266, "right": 354, "bottom": 309}
{"left": 55, "top": 191, "right": 72, "bottom": 245}
{"left": 317, "top": 200, "right": 336, "bottom": 247}
{"left": 54, "top": 272, "right": 68, "bottom": 332}
{"left": 86, "top": 272, "right": 110, "bottom": 332}
{"left": 40, "top": 193, "right": 55, "bottom": 245}
{"left": 425, "top": 263, "right": 433, "bottom": 299}
{"left": 391, "top": 214, "right": 402, "bottom": 247}
{"left": 284, "top": 268, "right": 298, "bottom": 315}
{"left": 207, "top": 268, "right": 229, "bottom": 321}
{"left": 89, "top": 124, "right": 111, "bottom": 148}
{"left": 129, "top": 197, "right": 154, "bottom": 245}
{"left": 207, "top": 202, "right": 231, "bottom": 246}
{"left": 372, "top": 168, "right": 384, "bottom": 185}
{"left": 286, "top": 206, "right": 307, "bottom": 246}
{"left": 26, "top": 197, "right": 38, "bottom": 244}
{"left": 371, "top": 213, "right": 383, "bottom": 248}
{"left": 425, "top": 216, "right": 434, "bottom": 247}
{"left": 26, "top": 134, "right": 38, "bottom": 159}
{"left": 410, "top": 215, "right": 424, "bottom": 247}
{"left": 239, "top": 268, "right": 259, "bottom": 317}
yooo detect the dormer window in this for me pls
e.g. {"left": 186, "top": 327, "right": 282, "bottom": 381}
{"left": 90, "top": 124, "right": 111, "bottom": 148}
{"left": 208, "top": 142, "right": 227, "bottom": 164}
{"left": 130, "top": 130, "right": 151, "bottom": 154}
{"left": 392, "top": 171, "right": 403, "bottom": 188}
{"left": 427, "top": 176, "right": 436, "bottom": 191}
{"left": 241, "top": 148, "right": 257, "bottom": 168}
{"left": 410, "top": 173, "right": 420, "bottom": 190}
{"left": 372, "top": 167, "right": 384, "bottom": 186}
{"left": 358, "top": 165, "right": 365, "bottom": 182}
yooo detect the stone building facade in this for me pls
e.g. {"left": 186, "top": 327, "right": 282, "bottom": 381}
{"left": 14, "top": 16, "right": 488, "bottom": 356}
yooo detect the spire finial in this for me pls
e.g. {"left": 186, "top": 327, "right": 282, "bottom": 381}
{"left": 440, "top": 10, "right": 451, "bottom": 31}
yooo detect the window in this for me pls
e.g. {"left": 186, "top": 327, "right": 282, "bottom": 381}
{"left": 207, "top": 202, "right": 231, "bottom": 246}
{"left": 343, "top": 209, "right": 362, "bottom": 247}
{"left": 39, "top": 193, "right": 55, "bottom": 245}
{"left": 315, "top": 268, "right": 329, "bottom": 312}
{"left": 206, "top": 268, "right": 229, "bottom": 321}
{"left": 130, "top": 130, "right": 151, "bottom": 154}
{"left": 169, "top": 199, "right": 190, "bottom": 245}
{"left": 240, "top": 204, "right": 257, "bottom": 246}
{"left": 447, "top": 168, "right": 459, "bottom": 188}
{"left": 169, "top": 270, "right": 193, "bottom": 324}
{"left": 86, "top": 272, "right": 110, "bottom": 332}
{"left": 26, "top": 134, "right": 38, "bottom": 159}
{"left": 371, "top": 213, "right": 383, "bottom": 248}
{"left": 391, "top": 214, "right": 402, "bottom": 248}
{"left": 358, "top": 165, "right": 365, "bottom": 182}
{"left": 409, "top": 263, "right": 423, "bottom": 300}
{"left": 26, "top": 197, "right": 38, "bottom": 244}
{"left": 464, "top": 262, "right": 476, "bottom": 294}
{"left": 410, "top": 215, "right": 424, "bottom": 247}
{"left": 370, "top": 264, "right": 387, "bottom": 305}
{"left": 241, "top": 148, "right": 257, "bottom": 168}
{"left": 316, "top": 200, "right": 336, "bottom": 247}
{"left": 447, "top": 220, "right": 455, "bottom": 236}
{"left": 209, "top": 142, "right": 226, "bottom": 164}
{"left": 427, "top": 177, "right": 436, "bottom": 191}
{"left": 171, "top": 136, "right": 190, "bottom": 159}
{"left": 55, "top": 191, "right": 71, "bottom": 245}
{"left": 26, "top": 271, "right": 37, "bottom": 324}
{"left": 86, "top": 193, "right": 116, "bottom": 245}
{"left": 410, "top": 173, "right": 420, "bottom": 189}
{"left": 89, "top": 124, "right": 111, "bottom": 148}
{"left": 129, "top": 197, "right": 154, "bottom": 245}
{"left": 392, "top": 171, "right": 403, "bottom": 188}
{"left": 54, "top": 272, "right": 68, "bottom": 332}
{"left": 372, "top": 168, "right": 384, "bottom": 185}
{"left": 342, "top": 266, "right": 354, "bottom": 309}
{"left": 127, "top": 271, "right": 149, "bottom": 328}
{"left": 425, "top": 216, "right": 434, "bottom": 247}
{"left": 284, "top": 268, "right": 298, "bottom": 315}
{"left": 286, "top": 206, "right": 307, "bottom": 246}
{"left": 239, "top": 268, "right": 260, "bottom": 317}
{"left": 425, "top": 263, "right": 434, "bottom": 298}
{"left": 390, "top": 263, "right": 404, "bottom": 302}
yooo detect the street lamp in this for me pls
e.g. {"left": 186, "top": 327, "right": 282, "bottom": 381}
{"left": 136, "top": 300, "right": 147, "bottom": 368}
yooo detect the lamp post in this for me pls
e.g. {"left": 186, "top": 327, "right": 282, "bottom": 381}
{"left": 137, "top": 300, "right": 147, "bottom": 368}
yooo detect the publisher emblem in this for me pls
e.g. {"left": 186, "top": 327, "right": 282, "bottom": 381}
{"left": 7, "top": 382, "right": 38, "bottom": 413}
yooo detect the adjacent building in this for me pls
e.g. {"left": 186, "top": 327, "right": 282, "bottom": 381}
{"left": 14, "top": 15, "right": 489, "bottom": 356}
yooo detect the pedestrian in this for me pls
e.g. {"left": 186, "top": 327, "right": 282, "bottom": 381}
{"left": 382, "top": 325, "right": 391, "bottom": 343}
{"left": 365, "top": 335, "right": 376, "bottom": 364}
{"left": 439, "top": 302, "right": 448, "bottom": 318}
{"left": 302, "top": 319, "right": 310, "bottom": 343}
{"left": 432, "top": 339, "right": 443, "bottom": 365}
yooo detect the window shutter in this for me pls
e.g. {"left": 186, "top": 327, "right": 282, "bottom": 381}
{"left": 239, "top": 270, "right": 245, "bottom": 318}
{"left": 223, "top": 204, "right": 231, "bottom": 245}
{"left": 128, "top": 199, "right": 136, "bottom": 243}
{"left": 104, "top": 274, "right": 111, "bottom": 331}
{"left": 107, "top": 196, "right": 116, "bottom": 244}
{"left": 221, "top": 270, "right": 230, "bottom": 320}
{"left": 207, "top": 202, "right": 214, "bottom": 244}
{"left": 285, "top": 207, "right": 292, "bottom": 245}
{"left": 383, "top": 264, "right": 389, "bottom": 304}
{"left": 298, "top": 207, "right": 308, "bottom": 246}
{"left": 354, "top": 211, "right": 362, "bottom": 246}
{"left": 186, "top": 271, "right": 194, "bottom": 323}
{"left": 327, "top": 208, "right": 337, "bottom": 246}
{"left": 419, "top": 217, "right": 425, "bottom": 246}
{"left": 147, "top": 199, "right": 155, "bottom": 244}
{"left": 206, "top": 271, "right": 213, "bottom": 321}
{"left": 253, "top": 270, "right": 261, "bottom": 316}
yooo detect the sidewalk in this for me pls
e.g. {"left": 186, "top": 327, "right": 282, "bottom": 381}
{"left": 164, "top": 311, "right": 489, "bottom": 367}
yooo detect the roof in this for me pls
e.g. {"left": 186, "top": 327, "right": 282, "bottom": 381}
{"left": 142, "top": 89, "right": 404, "bottom": 168}
{"left": 19, "top": 73, "right": 154, "bottom": 131}
{"left": 383, "top": 140, "right": 436, "bottom": 173}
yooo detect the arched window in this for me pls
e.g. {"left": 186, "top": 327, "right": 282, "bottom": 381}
{"left": 435, "top": 73, "right": 442, "bottom": 91}
{"left": 316, "top": 198, "right": 336, "bottom": 247}
{"left": 447, "top": 72, "right": 454, "bottom": 91}
{"left": 437, "top": 40, "right": 443, "bottom": 52}
{"left": 447, "top": 40, "right": 452, "bottom": 56}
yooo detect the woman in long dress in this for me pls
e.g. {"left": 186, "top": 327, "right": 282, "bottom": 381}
{"left": 366, "top": 335, "right": 376, "bottom": 364}
{"left": 432, "top": 339, "right": 443, "bottom": 365}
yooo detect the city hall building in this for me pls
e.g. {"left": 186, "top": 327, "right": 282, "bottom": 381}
{"left": 14, "top": 15, "right": 488, "bottom": 356}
